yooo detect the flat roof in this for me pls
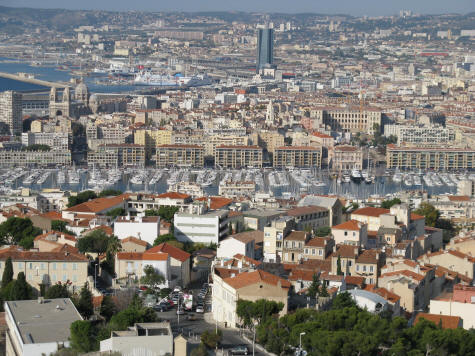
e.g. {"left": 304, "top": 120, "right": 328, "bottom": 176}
{"left": 6, "top": 298, "right": 82, "bottom": 345}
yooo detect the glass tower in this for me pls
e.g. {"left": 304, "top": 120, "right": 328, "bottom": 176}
{"left": 256, "top": 27, "right": 274, "bottom": 72}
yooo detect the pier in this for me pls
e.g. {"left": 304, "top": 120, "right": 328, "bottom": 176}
{"left": 0, "top": 71, "right": 69, "bottom": 88}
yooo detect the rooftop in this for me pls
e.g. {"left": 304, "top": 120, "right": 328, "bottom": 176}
{"left": 5, "top": 298, "right": 82, "bottom": 344}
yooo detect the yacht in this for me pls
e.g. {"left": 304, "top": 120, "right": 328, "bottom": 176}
{"left": 350, "top": 169, "right": 362, "bottom": 182}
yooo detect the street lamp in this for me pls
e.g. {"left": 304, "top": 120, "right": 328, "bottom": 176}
{"left": 299, "top": 332, "right": 306, "bottom": 354}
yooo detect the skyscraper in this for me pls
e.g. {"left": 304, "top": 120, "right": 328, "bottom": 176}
{"left": 0, "top": 91, "right": 22, "bottom": 135}
{"left": 256, "top": 25, "right": 274, "bottom": 73}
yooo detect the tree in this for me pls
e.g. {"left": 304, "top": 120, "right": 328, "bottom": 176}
{"left": 145, "top": 206, "right": 179, "bottom": 223}
{"left": 67, "top": 191, "right": 97, "bottom": 208}
{"left": 332, "top": 292, "right": 357, "bottom": 309}
{"left": 191, "top": 343, "right": 208, "bottom": 356}
{"left": 77, "top": 230, "right": 112, "bottom": 254}
{"left": 2, "top": 257, "right": 13, "bottom": 288}
{"left": 140, "top": 265, "right": 165, "bottom": 289}
{"left": 320, "top": 282, "right": 329, "bottom": 297}
{"left": 99, "top": 189, "right": 122, "bottom": 198}
{"left": 414, "top": 202, "right": 439, "bottom": 227}
{"left": 9, "top": 272, "right": 33, "bottom": 300}
{"left": 106, "top": 208, "right": 125, "bottom": 219}
{"left": 201, "top": 329, "right": 222, "bottom": 349}
{"left": 45, "top": 283, "right": 70, "bottom": 299}
{"left": 0, "top": 217, "right": 42, "bottom": 246}
{"left": 315, "top": 226, "right": 331, "bottom": 237}
{"left": 307, "top": 273, "right": 320, "bottom": 298}
{"left": 236, "top": 299, "right": 284, "bottom": 328}
{"left": 336, "top": 255, "right": 343, "bottom": 275}
{"left": 153, "top": 233, "right": 175, "bottom": 246}
{"left": 51, "top": 220, "right": 67, "bottom": 232}
{"left": 381, "top": 198, "right": 402, "bottom": 209}
{"left": 100, "top": 295, "right": 117, "bottom": 321}
{"left": 70, "top": 320, "right": 97, "bottom": 353}
{"left": 76, "top": 283, "right": 93, "bottom": 319}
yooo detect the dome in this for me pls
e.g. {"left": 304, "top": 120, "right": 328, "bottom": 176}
{"left": 75, "top": 81, "right": 89, "bottom": 96}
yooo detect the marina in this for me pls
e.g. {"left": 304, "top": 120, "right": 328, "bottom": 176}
{"left": 0, "top": 167, "right": 469, "bottom": 199}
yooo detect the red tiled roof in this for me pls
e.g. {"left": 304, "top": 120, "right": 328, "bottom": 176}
{"left": 380, "top": 269, "right": 425, "bottom": 282}
{"left": 121, "top": 236, "right": 149, "bottom": 247}
{"left": 352, "top": 207, "right": 390, "bottom": 217}
{"left": 447, "top": 196, "right": 470, "bottom": 202}
{"left": 195, "top": 196, "right": 233, "bottom": 210}
{"left": 332, "top": 219, "right": 362, "bottom": 231}
{"left": 157, "top": 192, "right": 191, "bottom": 200}
{"left": 223, "top": 270, "right": 291, "bottom": 290}
{"left": 84, "top": 225, "right": 114, "bottom": 236}
{"left": 147, "top": 242, "right": 190, "bottom": 262}
{"left": 34, "top": 231, "right": 76, "bottom": 242}
{"left": 410, "top": 213, "right": 425, "bottom": 221}
{"left": 0, "top": 247, "right": 87, "bottom": 262}
{"left": 305, "top": 237, "right": 330, "bottom": 247}
{"left": 65, "top": 194, "right": 126, "bottom": 213}
{"left": 415, "top": 313, "right": 461, "bottom": 329}
{"left": 345, "top": 275, "right": 365, "bottom": 286}
{"left": 117, "top": 251, "right": 168, "bottom": 261}
{"left": 287, "top": 205, "right": 327, "bottom": 216}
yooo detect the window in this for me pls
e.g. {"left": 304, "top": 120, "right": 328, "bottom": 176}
{"left": 73, "top": 263, "right": 77, "bottom": 271}
{"left": 62, "top": 275, "right": 67, "bottom": 282}
{"left": 353, "top": 232, "right": 356, "bottom": 237}
{"left": 29, "top": 263, "right": 33, "bottom": 269}
{"left": 363, "top": 265, "right": 367, "bottom": 272}
{"left": 63, "top": 263, "right": 67, "bottom": 270}
{"left": 356, "top": 265, "right": 359, "bottom": 271}
{"left": 304, "top": 249, "right": 308, "bottom": 254}
{"left": 53, "top": 263, "right": 57, "bottom": 270}
{"left": 319, "top": 249, "right": 322, "bottom": 256}
{"left": 40, "top": 263, "right": 45, "bottom": 270}
{"left": 344, "top": 231, "right": 348, "bottom": 236}
{"left": 370, "top": 266, "right": 374, "bottom": 273}
{"left": 312, "top": 249, "right": 316, "bottom": 255}
{"left": 18, "top": 263, "right": 23, "bottom": 269}
{"left": 348, "top": 260, "right": 352, "bottom": 267}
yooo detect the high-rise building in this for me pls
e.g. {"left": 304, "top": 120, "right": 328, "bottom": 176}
{"left": 0, "top": 91, "right": 22, "bottom": 135}
{"left": 256, "top": 26, "right": 274, "bottom": 72}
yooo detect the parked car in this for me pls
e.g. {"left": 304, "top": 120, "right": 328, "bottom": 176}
{"left": 195, "top": 305, "right": 204, "bottom": 313}
{"left": 230, "top": 345, "right": 248, "bottom": 355}
{"left": 176, "top": 308, "right": 185, "bottom": 315}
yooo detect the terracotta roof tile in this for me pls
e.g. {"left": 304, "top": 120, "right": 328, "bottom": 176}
{"left": 352, "top": 207, "right": 390, "bottom": 217}
{"left": 223, "top": 270, "right": 291, "bottom": 290}
{"left": 65, "top": 194, "right": 127, "bottom": 213}
{"left": 0, "top": 247, "right": 87, "bottom": 262}
{"left": 332, "top": 219, "right": 362, "bottom": 231}
{"left": 415, "top": 313, "right": 461, "bottom": 329}
{"left": 287, "top": 206, "right": 328, "bottom": 216}
{"left": 157, "top": 192, "right": 191, "bottom": 200}
{"left": 147, "top": 243, "right": 190, "bottom": 262}
{"left": 121, "top": 236, "right": 149, "bottom": 247}
{"left": 305, "top": 237, "right": 330, "bottom": 247}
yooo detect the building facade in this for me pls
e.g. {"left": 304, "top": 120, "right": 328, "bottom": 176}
{"left": 274, "top": 146, "right": 322, "bottom": 168}
{"left": 156, "top": 144, "right": 204, "bottom": 168}
{"left": 0, "top": 91, "right": 22, "bottom": 135}
{"left": 215, "top": 145, "right": 263, "bottom": 169}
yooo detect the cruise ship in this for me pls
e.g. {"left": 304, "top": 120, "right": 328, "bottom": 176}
{"left": 134, "top": 72, "right": 211, "bottom": 87}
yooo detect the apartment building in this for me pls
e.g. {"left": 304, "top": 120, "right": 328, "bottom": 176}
{"left": 263, "top": 216, "right": 296, "bottom": 262}
{"left": 115, "top": 250, "right": 171, "bottom": 287}
{"left": 217, "top": 231, "right": 258, "bottom": 260}
{"left": 218, "top": 180, "right": 256, "bottom": 198}
{"left": 21, "top": 132, "right": 71, "bottom": 150}
{"left": 215, "top": 145, "right": 263, "bottom": 168}
{"left": 114, "top": 216, "right": 160, "bottom": 246}
{"left": 418, "top": 249, "right": 475, "bottom": 280}
{"left": 134, "top": 128, "right": 172, "bottom": 158}
{"left": 0, "top": 90, "right": 22, "bottom": 135}
{"left": 0, "top": 247, "right": 88, "bottom": 292}
{"left": 0, "top": 149, "right": 71, "bottom": 167}
{"left": 250, "top": 130, "right": 285, "bottom": 153}
{"left": 429, "top": 284, "right": 475, "bottom": 329}
{"left": 156, "top": 144, "right": 204, "bottom": 168}
{"left": 147, "top": 243, "right": 191, "bottom": 287}
{"left": 384, "top": 124, "right": 456, "bottom": 145}
{"left": 282, "top": 231, "right": 310, "bottom": 263}
{"left": 125, "top": 192, "right": 195, "bottom": 215}
{"left": 205, "top": 135, "right": 249, "bottom": 156}
{"left": 212, "top": 268, "right": 290, "bottom": 328}
{"left": 174, "top": 210, "right": 230, "bottom": 244}
{"left": 386, "top": 144, "right": 475, "bottom": 170}
{"left": 286, "top": 206, "right": 330, "bottom": 231}
{"left": 273, "top": 146, "right": 322, "bottom": 168}
{"left": 313, "top": 106, "right": 382, "bottom": 135}
{"left": 88, "top": 144, "right": 145, "bottom": 168}
{"left": 5, "top": 298, "right": 82, "bottom": 356}
{"left": 331, "top": 145, "right": 363, "bottom": 170}
{"left": 297, "top": 195, "right": 344, "bottom": 226}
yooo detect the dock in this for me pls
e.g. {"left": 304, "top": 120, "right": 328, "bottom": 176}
{"left": 0, "top": 71, "right": 69, "bottom": 88}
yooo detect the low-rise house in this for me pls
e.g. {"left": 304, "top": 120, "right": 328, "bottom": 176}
{"left": 297, "top": 195, "right": 344, "bottom": 226}
{"left": 33, "top": 231, "right": 77, "bottom": 252}
{"left": 174, "top": 210, "right": 230, "bottom": 244}
{"left": 345, "top": 289, "right": 390, "bottom": 313}
{"left": 414, "top": 313, "right": 463, "bottom": 329}
{"left": 332, "top": 220, "right": 368, "bottom": 247}
{"left": 121, "top": 236, "right": 149, "bottom": 252}
{"left": 5, "top": 298, "right": 83, "bottom": 356}
{"left": 303, "top": 236, "right": 334, "bottom": 261}
{"left": 0, "top": 247, "right": 88, "bottom": 292}
{"left": 282, "top": 231, "right": 310, "bottom": 263}
{"left": 115, "top": 250, "right": 171, "bottom": 287}
{"left": 100, "top": 322, "right": 173, "bottom": 356}
{"left": 418, "top": 249, "right": 475, "bottom": 280}
{"left": 212, "top": 269, "right": 290, "bottom": 328}
{"left": 447, "top": 233, "right": 475, "bottom": 256}
{"left": 147, "top": 243, "right": 191, "bottom": 287}
{"left": 114, "top": 216, "right": 160, "bottom": 246}
{"left": 217, "top": 231, "right": 261, "bottom": 260}
{"left": 429, "top": 284, "right": 475, "bottom": 329}
{"left": 330, "top": 245, "right": 383, "bottom": 284}
{"left": 363, "top": 284, "right": 401, "bottom": 315}
{"left": 62, "top": 194, "right": 127, "bottom": 221}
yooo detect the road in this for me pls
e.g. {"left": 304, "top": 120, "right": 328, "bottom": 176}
{"left": 157, "top": 309, "right": 267, "bottom": 356}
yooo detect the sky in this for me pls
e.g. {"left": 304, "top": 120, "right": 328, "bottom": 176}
{"left": 2, "top": 0, "right": 475, "bottom": 16}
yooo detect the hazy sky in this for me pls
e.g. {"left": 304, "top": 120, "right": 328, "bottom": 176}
{"left": 3, "top": 0, "right": 475, "bottom": 16}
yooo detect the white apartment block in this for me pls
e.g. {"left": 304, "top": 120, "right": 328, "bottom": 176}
{"left": 174, "top": 210, "right": 229, "bottom": 244}
{"left": 22, "top": 132, "right": 71, "bottom": 150}
{"left": 384, "top": 124, "right": 456, "bottom": 145}
{"left": 114, "top": 216, "right": 160, "bottom": 246}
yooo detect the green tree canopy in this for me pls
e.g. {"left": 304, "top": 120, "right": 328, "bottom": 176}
{"left": 413, "top": 202, "right": 439, "bottom": 227}
{"left": 9, "top": 272, "right": 34, "bottom": 300}
{"left": 106, "top": 208, "right": 125, "bottom": 219}
{"left": 98, "top": 189, "right": 122, "bottom": 197}
{"left": 381, "top": 198, "right": 402, "bottom": 209}
{"left": 0, "top": 217, "right": 42, "bottom": 247}
{"left": 76, "top": 283, "right": 93, "bottom": 319}
{"left": 45, "top": 283, "right": 70, "bottom": 299}
{"left": 336, "top": 255, "right": 343, "bottom": 275}
{"left": 332, "top": 292, "right": 357, "bottom": 309}
{"left": 67, "top": 191, "right": 97, "bottom": 208}
{"left": 1, "top": 257, "right": 13, "bottom": 289}
{"left": 77, "top": 230, "right": 114, "bottom": 254}
{"left": 140, "top": 265, "right": 165, "bottom": 289}
{"left": 70, "top": 320, "right": 97, "bottom": 353}
{"left": 236, "top": 299, "right": 284, "bottom": 328}
{"left": 307, "top": 273, "right": 320, "bottom": 298}
{"left": 145, "top": 206, "right": 179, "bottom": 222}
{"left": 315, "top": 226, "right": 331, "bottom": 237}
{"left": 201, "top": 330, "right": 222, "bottom": 349}
{"left": 100, "top": 295, "right": 117, "bottom": 321}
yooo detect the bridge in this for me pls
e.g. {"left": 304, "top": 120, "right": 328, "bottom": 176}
{"left": 0, "top": 71, "right": 69, "bottom": 88}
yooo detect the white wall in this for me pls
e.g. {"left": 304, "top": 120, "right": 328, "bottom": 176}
{"left": 174, "top": 214, "right": 222, "bottom": 244}
{"left": 429, "top": 299, "right": 475, "bottom": 329}
{"left": 114, "top": 221, "right": 159, "bottom": 246}
{"left": 217, "top": 238, "right": 252, "bottom": 259}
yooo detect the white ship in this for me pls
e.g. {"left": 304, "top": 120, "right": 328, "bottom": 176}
{"left": 134, "top": 72, "right": 211, "bottom": 87}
